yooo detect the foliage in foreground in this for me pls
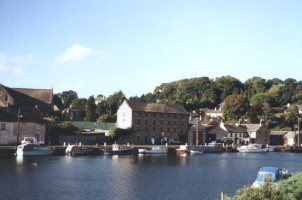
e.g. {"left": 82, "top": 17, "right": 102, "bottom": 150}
{"left": 224, "top": 172, "right": 302, "bottom": 200}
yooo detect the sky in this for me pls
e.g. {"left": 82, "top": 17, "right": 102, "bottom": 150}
{"left": 1, "top": 1, "right": 302, "bottom": 98}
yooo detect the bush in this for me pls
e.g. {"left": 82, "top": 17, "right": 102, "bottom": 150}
{"left": 225, "top": 172, "right": 302, "bottom": 200}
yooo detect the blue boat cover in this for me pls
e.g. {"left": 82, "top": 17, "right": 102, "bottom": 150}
{"left": 255, "top": 167, "right": 280, "bottom": 183}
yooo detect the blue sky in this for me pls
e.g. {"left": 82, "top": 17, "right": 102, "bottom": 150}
{"left": 1, "top": 1, "right": 302, "bottom": 98}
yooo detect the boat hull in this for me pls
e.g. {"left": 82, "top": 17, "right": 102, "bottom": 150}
{"left": 16, "top": 149, "right": 54, "bottom": 156}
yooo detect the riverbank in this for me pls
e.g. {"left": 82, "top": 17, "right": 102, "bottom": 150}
{"left": 1, "top": 144, "right": 302, "bottom": 156}
{"left": 223, "top": 172, "right": 302, "bottom": 200}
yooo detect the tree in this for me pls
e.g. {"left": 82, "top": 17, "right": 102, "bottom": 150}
{"left": 85, "top": 95, "right": 97, "bottom": 121}
{"left": 221, "top": 94, "right": 250, "bottom": 121}
{"left": 107, "top": 91, "right": 126, "bottom": 116}
{"left": 59, "top": 90, "right": 78, "bottom": 108}
{"left": 71, "top": 98, "right": 87, "bottom": 108}
{"left": 53, "top": 94, "right": 64, "bottom": 110}
{"left": 262, "top": 102, "right": 275, "bottom": 128}
{"left": 214, "top": 76, "right": 244, "bottom": 102}
{"left": 244, "top": 77, "right": 268, "bottom": 99}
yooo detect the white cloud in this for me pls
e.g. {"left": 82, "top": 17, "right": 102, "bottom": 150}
{"left": 0, "top": 53, "right": 33, "bottom": 74}
{"left": 55, "top": 44, "right": 107, "bottom": 65}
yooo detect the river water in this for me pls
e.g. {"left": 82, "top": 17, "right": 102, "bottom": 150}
{"left": 0, "top": 152, "right": 301, "bottom": 200}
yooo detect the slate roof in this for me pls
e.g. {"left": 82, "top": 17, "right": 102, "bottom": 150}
{"left": 127, "top": 101, "right": 188, "bottom": 115}
{"left": 223, "top": 125, "right": 248, "bottom": 133}
{"left": 0, "top": 84, "right": 53, "bottom": 114}
{"left": 270, "top": 131, "right": 288, "bottom": 136}
{"left": 0, "top": 106, "right": 44, "bottom": 123}
{"left": 243, "top": 124, "right": 261, "bottom": 132}
{"left": 13, "top": 88, "right": 53, "bottom": 104}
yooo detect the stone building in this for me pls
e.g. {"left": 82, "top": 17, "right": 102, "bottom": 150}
{"left": 116, "top": 100, "right": 189, "bottom": 144}
{"left": 0, "top": 83, "right": 53, "bottom": 144}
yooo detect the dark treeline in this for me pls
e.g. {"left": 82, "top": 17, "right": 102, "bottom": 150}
{"left": 51, "top": 76, "right": 302, "bottom": 131}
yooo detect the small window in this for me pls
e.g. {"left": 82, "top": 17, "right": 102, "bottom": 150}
{"left": 1, "top": 124, "right": 5, "bottom": 130}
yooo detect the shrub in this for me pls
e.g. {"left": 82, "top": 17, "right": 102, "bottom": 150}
{"left": 225, "top": 172, "right": 302, "bottom": 200}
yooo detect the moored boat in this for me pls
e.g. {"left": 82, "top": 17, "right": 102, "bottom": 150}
{"left": 16, "top": 143, "right": 54, "bottom": 156}
{"left": 238, "top": 144, "right": 265, "bottom": 153}
{"left": 175, "top": 144, "right": 189, "bottom": 154}
{"left": 138, "top": 145, "right": 168, "bottom": 154}
{"left": 65, "top": 144, "right": 92, "bottom": 156}
{"left": 187, "top": 143, "right": 224, "bottom": 154}
{"left": 252, "top": 167, "right": 290, "bottom": 188}
{"left": 112, "top": 144, "right": 133, "bottom": 155}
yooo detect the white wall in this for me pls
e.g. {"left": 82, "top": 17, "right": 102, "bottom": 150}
{"left": 116, "top": 101, "right": 133, "bottom": 129}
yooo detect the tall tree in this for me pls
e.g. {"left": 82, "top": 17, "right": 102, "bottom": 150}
{"left": 107, "top": 91, "right": 126, "bottom": 116}
{"left": 59, "top": 90, "right": 78, "bottom": 109}
{"left": 85, "top": 96, "right": 97, "bottom": 121}
{"left": 244, "top": 77, "right": 268, "bottom": 99}
{"left": 214, "top": 76, "right": 243, "bottom": 102}
{"left": 221, "top": 94, "right": 250, "bottom": 121}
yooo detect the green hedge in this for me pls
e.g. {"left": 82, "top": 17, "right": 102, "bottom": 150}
{"left": 224, "top": 172, "right": 302, "bottom": 200}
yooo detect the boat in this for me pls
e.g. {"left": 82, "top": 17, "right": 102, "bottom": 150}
{"left": 99, "top": 148, "right": 114, "bottom": 155}
{"left": 175, "top": 144, "right": 189, "bottom": 154}
{"left": 189, "top": 149, "right": 204, "bottom": 154}
{"left": 138, "top": 146, "right": 168, "bottom": 154}
{"left": 16, "top": 143, "right": 54, "bottom": 156}
{"left": 21, "top": 137, "right": 44, "bottom": 145}
{"left": 238, "top": 144, "right": 265, "bottom": 153}
{"left": 252, "top": 167, "right": 290, "bottom": 188}
{"left": 65, "top": 144, "right": 92, "bottom": 156}
{"left": 188, "top": 143, "right": 224, "bottom": 154}
{"left": 112, "top": 144, "right": 133, "bottom": 155}
{"left": 265, "top": 145, "right": 275, "bottom": 152}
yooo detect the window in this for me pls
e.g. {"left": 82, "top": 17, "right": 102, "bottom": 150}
{"left": 1, "top": 124, "right": 5, "bottom": 130}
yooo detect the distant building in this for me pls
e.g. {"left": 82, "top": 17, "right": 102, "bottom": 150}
{"left": 0, "top": 106, "right": 45, "bottom": 144}
{"left": 62, "top": 106, "right": 85, "bottom": 121}
{"left": 0, "top": 83, "right": 53, "bottom": 144}
{"left": 244, "top": 123, "right": 270, "bottom": 145}
{"left": 0, "top": 84, "right": 53, "bottom": 115}
{"left": 116, "top": 100, "right": 189, "bottom": 144}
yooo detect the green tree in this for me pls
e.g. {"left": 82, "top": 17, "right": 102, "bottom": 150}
{"left": 85, "top": 95, "right": 97, "bottom": 121}
{"left": 214, "top": 76, "right": 244, "bottom": 102}
{"left": 59, "top": 90, "right": 78, "bottom": 108}
{"left": 244, "top": 77, "right": 268, "bottom": 99}
{"left": 71, "top": 98, "right": 87, "bottom": 108}
{"left": 107, "top": 91, "right": 126, "bottom": 116}
{"left": 221, "top": 94, "right": 250, "bottom": 121}
{"left": 262, "top": 102, "right": 275, "bottom": 128}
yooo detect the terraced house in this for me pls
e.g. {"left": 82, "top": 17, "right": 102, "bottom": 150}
{"left": 117, "top": 100, "right": 189, "bottom": 144}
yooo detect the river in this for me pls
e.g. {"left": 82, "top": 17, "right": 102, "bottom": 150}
{"left": 0, "top": 152, "right": 301, "bottom": 200}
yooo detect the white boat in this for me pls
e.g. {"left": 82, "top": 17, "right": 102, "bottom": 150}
{"left": 265, "top": 145, "right": 275, "bottom": 152}
{"left": 189, "top": 149, "right": 204, "bottom": 154}
{"left": 65, "top": 144, "right": 92, "bottom": 156}
{"left": 16, "top": 143, "right": 54, "bottom": 156}
{"left": 112, "top": 144, "right": 133, "bottom": 155}
{"left": 252, "top": 167, "right": 290, "bottom": 188}
{"left": 188, "top": 143, "right": 224, "bottom": 154}
{"left": 238, "top": 144, "right": 265, "bottom": 153}
{"left": 175, "top": 145, "right": 189, "bottom": 154}
{"left": 21, "top": 137, "right": 44, "bottom": 145}
{"left": 138, "top": 146, "right": 168, "bottom": 154}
